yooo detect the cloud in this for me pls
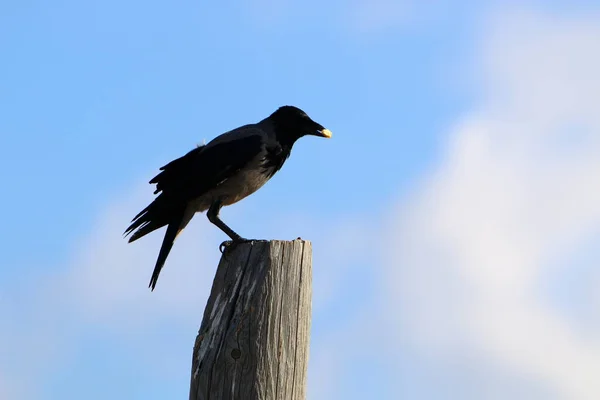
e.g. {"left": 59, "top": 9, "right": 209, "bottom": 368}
{"left": 0, "top": 182, "right": 227, "bottom": 399}
{"left": 242, "top": 0, "right": 434, "bottom": 36}
{"left": 0, "top": 175, "right": 376, "bottom": 398}
{"left": 346, "top": 0, "right": 414, "bottom": 34}
{"left": 380, "top": 7, "right": 600, "bottom": 399}
{"left": 63, "top": 184, "right": 220, "bottom": 329}
{"left": 343, "top": 0, "right": 468, "bottom": 36}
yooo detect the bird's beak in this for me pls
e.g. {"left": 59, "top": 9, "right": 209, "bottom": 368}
{"left": 315, "top": 128, "right": 332, "bottom": 138}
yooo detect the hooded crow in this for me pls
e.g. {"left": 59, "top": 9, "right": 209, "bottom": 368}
{"left": 124, "top": 105, "right": 332, "bottom": 290}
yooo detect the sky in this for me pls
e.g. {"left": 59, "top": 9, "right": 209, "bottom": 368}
{"left": 1, "top": 0, "right": 600, "bottom": 399}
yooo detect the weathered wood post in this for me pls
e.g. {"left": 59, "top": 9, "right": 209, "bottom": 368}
{"left": 189, "top": 239, "right": 312, "bottom": 400}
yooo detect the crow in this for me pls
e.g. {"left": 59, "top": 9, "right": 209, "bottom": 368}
{"left": 124, "top": 105, "right": 332, "bottom": 290}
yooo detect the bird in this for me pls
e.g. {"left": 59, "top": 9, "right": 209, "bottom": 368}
{"left": 124, "top": 105, "right": 332, "bottom": 290}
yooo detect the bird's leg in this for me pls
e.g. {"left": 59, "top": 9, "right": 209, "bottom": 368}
{"left": 207, "top": 201, "right": 243, "bottom": 241}
{"left": 207, "top": 201, "right": 253, "bottom": 254}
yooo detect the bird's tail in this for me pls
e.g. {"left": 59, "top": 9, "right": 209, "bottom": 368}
{"left": 124, "top": 197, "right": 188, "bottom": 290}
{"left": 124, "top": 196, "right": 172, "bottom": 243}
{"left": 148, "top": 211, "right": 186, "bottom": 291}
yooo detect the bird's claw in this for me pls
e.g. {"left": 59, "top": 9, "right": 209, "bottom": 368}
{"left": 219, "top": 241, "right": 229, "bottom": 254}
{"left": 219, "top": 238, "right": 254, "bottom": 254}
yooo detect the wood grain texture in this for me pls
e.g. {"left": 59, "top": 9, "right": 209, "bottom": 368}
{"left": 189, "top": 239, "right": 312, "bottom": 400}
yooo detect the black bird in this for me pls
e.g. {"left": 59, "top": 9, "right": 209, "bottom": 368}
{"left": 124, "top": 105, "right": 332, "bottom": 290}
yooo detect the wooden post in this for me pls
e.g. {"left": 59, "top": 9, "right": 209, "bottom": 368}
{"left": 189, "top": 239, "right": 312, "bottom": 400}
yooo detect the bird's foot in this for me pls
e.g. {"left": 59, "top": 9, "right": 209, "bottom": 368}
{"left": 219, "top": 238, "right": 255, "bottom": 255}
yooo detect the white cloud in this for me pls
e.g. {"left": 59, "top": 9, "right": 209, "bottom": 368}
{"left": 346, "top": 0, "right": 414, "bottom": 34}
{"left": 63, "top": 184, "right": 219, "bottom": 328}
{"left": 382, "top": 7, "right": 600, "bottom": 400}
{"left": 243, "top": 0, "right": 435, "bottom": 35}
{"left": 0, "top": 176, "right": 374, "bottom": 398}
{"left": 0, "top": 182, "right": 225, "bottom": 398}
{"left": 344, "top": 0, "right": 469, "bottom": 35}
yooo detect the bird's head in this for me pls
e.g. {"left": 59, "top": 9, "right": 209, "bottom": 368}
{"left": 269, "top": 105, "right": 332, "bottom": 146}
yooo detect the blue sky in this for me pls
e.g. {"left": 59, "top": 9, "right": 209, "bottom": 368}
{"left": 2, "top": 1, "right": 600, "bottom": 399}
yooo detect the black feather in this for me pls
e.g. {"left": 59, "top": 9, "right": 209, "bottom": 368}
{"left": 262, "top": 143, "right": 291, "bottom": 178}
{"left": 148, "top": 208, "right": 185, "bottom": 291}
{"left": 150, "top": 145, "right": 206, "bottom": 195}
{"left": 149, "top": 135, "right": 263, "bottom": 199}
{"left": 125, "top": 135, "right": 263, "bottom": 242}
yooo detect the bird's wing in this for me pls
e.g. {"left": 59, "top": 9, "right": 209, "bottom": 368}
{"left": 125, "top": 130, "right": 266, "bottom": 242}
{"left": 149, "top": 131, "right": 265, "bottom": 199}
